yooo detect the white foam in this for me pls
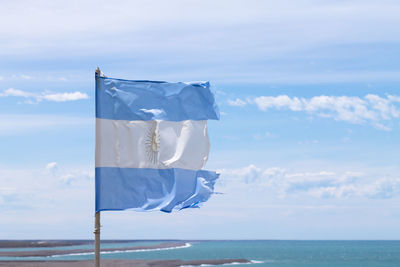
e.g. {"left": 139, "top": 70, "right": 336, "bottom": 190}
{"left": 50, "top": 242, "right": 192, "bottom": 257}
{"left": 180, "top": 259, "right": 264, "bottom": 267}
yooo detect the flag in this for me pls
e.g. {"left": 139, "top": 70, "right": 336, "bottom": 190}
{"left": 95, "top": 73, "right": 220, "bottom": 212}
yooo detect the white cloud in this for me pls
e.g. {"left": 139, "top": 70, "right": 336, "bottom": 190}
{"left": 59, "top": 171, "right": 93, "bottom": 186}
{"left": 0, "top": 88, "right": 34, "bottom": 98}
{"left": 44, "top": 162, "right": 91, "bottom": 186}
{"left": 363, "top": 177, "right": 400, "bottom": 199}
{"left": 4, "top": 74, "right": 71, "bottom": 82}
{"left": 0, "top": 88, "right": 89, "bottom": 103}
{"left": 45, "top": 162, "right": 58, "bottom": 170}
{"left": 0, "top": 163, "right": 94, "bottom": 210}
{"left": 41, "top": 92, "right": 89, "bottom": 102}
{"left": 255, "top": 95, "right": 303, "bottom": 111}
{"left": 253, "top": 94, "right": 400, "bottom": 128}
{"left": 45, "top": 162, "right": 58, "bottom": 176}
{"left": 227, "top": 98, "right": 247, "bottom": 107}
{"left": 218, "top": 165, "right": 400, "bottom": 200}
{"left": 307, "top": 177, "right": 400, "bottom": 199}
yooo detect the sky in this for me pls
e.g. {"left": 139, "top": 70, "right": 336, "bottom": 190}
{"left": 1, "top": 0, "right": 400, "bottom": 240}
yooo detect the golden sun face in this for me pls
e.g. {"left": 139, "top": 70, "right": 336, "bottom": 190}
{"left": 145, "top": 122, "right": 160, "bottom": 165}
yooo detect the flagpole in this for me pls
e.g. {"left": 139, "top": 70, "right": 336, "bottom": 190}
{"left": 94, "top": 211, "right": 100, "bottom": 267}
{"left": 94, "top": 67, "right": 101, "bottom": 267}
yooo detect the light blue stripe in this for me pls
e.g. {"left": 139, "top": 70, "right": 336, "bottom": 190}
{"left": 95, "top": 167, "right": 219, "bottom": 213}
{"left": 95, "top": 75, "right": 220, "bottom": 121}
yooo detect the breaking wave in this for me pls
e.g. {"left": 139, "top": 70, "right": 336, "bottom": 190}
{"left": 50, "top": 242, "right": 192, "bottom": 257}
{"left": 180, "top": 259, "right": 264, "bottom": 266}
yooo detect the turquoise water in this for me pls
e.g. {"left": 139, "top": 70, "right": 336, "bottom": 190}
{"left": 1, "top": 240, "right": 400, "bottom": 266}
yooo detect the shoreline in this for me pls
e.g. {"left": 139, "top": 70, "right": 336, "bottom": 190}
{"left": 0, "top": 240, "right": 189, "bottom": 249}
{"left": 0, "top": 242, "right": 187, "bottom": 257}
{"left": 0, "top": 259, "right": 251, "bottom": 267}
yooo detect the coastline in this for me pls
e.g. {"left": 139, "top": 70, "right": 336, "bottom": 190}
{"left": 0, "top": 241, "right": 91, "bottom": 249}
{"left": 0, "top": 259, "right": 251, "bottom": 267}
{"left": 0, "top": 242, "right": 187, "bottom": 257}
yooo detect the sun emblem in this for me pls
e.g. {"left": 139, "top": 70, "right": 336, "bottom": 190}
{"left": 145, "top": 121, "right": 160, "bottom": 165}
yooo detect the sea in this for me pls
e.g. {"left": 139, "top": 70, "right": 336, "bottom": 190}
{"left": 1, "top": 240, "right": 400, "bottom": 266}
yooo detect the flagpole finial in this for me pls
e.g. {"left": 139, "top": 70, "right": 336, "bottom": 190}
{"left": 95, "top": 67, "right": 107, "bottom": 77}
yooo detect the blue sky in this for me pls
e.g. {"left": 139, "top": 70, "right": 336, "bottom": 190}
{"left": 1, "top": 0, "right": 400, "bottom": 239}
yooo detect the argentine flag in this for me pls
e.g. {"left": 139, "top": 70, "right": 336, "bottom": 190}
{"left": 95, "top": 72, "right": 220, "bottom": 212}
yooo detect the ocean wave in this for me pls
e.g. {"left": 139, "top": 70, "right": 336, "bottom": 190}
{"left": 50, "top": 242, "right": 192, "bottom": 257}
{"left": 180, "top": 259, "right": 264, "bottom": 267}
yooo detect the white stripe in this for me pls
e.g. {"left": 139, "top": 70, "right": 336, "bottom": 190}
{"left": 95, "top": 118, "right": 210, "bottom": 170}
